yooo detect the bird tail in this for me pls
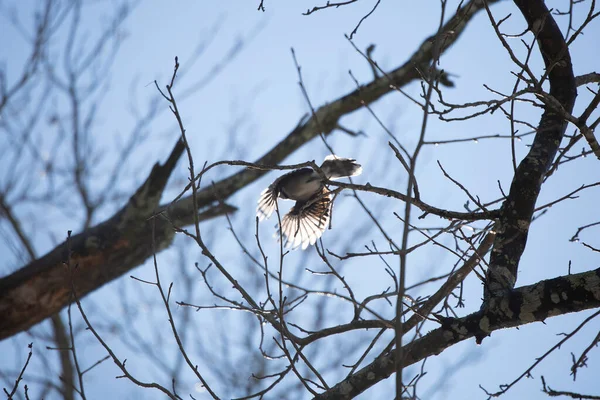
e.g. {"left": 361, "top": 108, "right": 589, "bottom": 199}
{"left": 320, "top": 155, "right": 362, "bottom": 180}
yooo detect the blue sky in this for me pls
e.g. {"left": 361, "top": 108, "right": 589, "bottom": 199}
{"left": 1, "top": 0, "right": 599, "bottom": 399}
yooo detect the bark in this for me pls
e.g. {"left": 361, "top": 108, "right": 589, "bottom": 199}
{"left": 314, "top": 267, "right": 600, "bottom": 400}
{"left": 485, "top": 0, "right": 577, "bottom": 296}
{"left": 0, "top": 140, "right": 236, "bottom": 340}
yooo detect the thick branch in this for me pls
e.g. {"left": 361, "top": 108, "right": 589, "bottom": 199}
{"left": 0, "top": 140, "right": 234, "bottom": 340}
{"left": 485, "top": 0, "right": 577, "bottom": 296}
{"left": 163, "top": 0, "right": 501, "bottom": 225}
{"left": 314, "top": 267, "right": 600, "bottom": 399}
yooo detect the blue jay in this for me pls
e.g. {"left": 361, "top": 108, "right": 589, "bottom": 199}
{"left": 257, "top": 155, "right": 362, "bottom": 249}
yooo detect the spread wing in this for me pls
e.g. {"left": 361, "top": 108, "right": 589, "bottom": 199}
{"left": 257, "top": 184, "right": 278, "bottom": 221}
{"left": 257, "top": 169, "right": 316, "bottom": 220}
{"left": 279, "top": 187, "right": 332, "bottom": 250}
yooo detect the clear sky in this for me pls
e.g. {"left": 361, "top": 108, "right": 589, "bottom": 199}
{"left": 1, "top": 0, "right": 599, "bottom": 399}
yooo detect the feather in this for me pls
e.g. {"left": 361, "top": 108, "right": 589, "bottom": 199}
{"left": 257, "top": 156, "right": 360, "bottom": 250}
{"left": 257, "top": 185, "right": 278, "bottom": 221}
{"left": 279, "top": 187, "right": 332, "bottom": 249}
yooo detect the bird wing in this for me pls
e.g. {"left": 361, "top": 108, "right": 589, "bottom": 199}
{"left": 257, "top": 168, "right": 318, "bottom": 220}
{"left": 279, "top": 187, "right": 332, "bottom": 250}
{"left": 257, "top": 183, "right": 278, "bottom": 221}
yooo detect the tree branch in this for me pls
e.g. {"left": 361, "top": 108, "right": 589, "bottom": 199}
{"left": 313, "top": 267, "right": 600, "bottom": 399}
{"left": 0, "top": 138, "right": 234, "bottom": 340}
{"left": 485, "top": 0, "right": 577, "bottom": 296}
{"left": 162, "top": 0, "right": 501, "bottom": 225}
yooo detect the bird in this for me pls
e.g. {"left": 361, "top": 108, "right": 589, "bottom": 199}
{"left": 257, "top": 155, "right": 362, "bottom": 250}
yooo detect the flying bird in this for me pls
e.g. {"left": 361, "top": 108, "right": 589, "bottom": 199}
{"left": 257, "top": 155, "right": 362, "bottom": 249}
